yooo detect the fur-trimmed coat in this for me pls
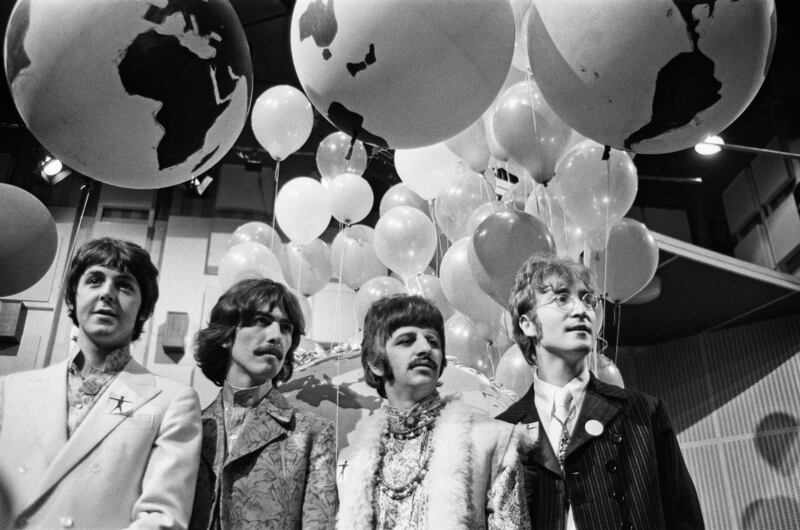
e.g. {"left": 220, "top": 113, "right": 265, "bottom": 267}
{"left": 336, "top": 395, "right": 531, "bottom": 530}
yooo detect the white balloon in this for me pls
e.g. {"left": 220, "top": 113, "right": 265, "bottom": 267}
{"left": 394, "top": 143, "right": 461, "bottom": 200}
{"left": 328, "top": 173, "right": 374, "bottom": 224}
{"left": 218, "top": 242, "right": 285, "bottom": 291}
{"left": 275, "top": 177, "right": 331, "bottom": 244}
{"left": 251, "top": 85, "right": 314, "bottom": 161}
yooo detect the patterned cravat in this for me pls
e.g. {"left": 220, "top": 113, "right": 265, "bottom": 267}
{"left": 553, "top": 387, "right": 574, "bottom": 469}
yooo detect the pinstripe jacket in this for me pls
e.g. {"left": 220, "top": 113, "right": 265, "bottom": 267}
{"left": 497, "top": 375, "right": 704, "bottom": 530}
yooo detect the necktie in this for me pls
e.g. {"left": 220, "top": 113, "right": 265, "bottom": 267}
{"left": 553, "top": 387, "right": 574, "bottom": 469}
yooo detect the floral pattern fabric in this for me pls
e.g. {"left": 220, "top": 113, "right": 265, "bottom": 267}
{"left": 190, "top": 388, "right": 338, "bottom": 530}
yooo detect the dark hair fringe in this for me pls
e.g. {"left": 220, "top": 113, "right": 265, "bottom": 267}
{"left": 195, "top": 278, "right": 305, "bottom": 387}
{"left": 508, "top": 251, "right": 597, "bottom": 364}
{"left": 65, "top": 237, "right": 159, "bottom": 342}
{"left": 361, "top": 294, "right": 446, "bottom": 398}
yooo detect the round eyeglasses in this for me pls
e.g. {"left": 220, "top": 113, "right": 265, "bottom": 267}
{"left": 542, "top": 292, "right": 600, "bottom": 312}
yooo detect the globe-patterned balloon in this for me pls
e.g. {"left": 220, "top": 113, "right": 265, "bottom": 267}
{"left": 290, "top": 0, "right": 514, "bottom": 148}
{"left": 527, "top": 0, "right": 775, "bottom": 154}
{"left": 4, "top": 0, "right": 252, "bottom": 189}
{"left": 282, "top": 348, "right": 515, "bottom": 451}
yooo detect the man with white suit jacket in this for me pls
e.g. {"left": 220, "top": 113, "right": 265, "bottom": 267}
{"left": 0, "top": 237, "right": 202, "bottom": 529}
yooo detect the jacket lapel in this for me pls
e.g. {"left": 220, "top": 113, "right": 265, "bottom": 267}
{"left": 498, "top": 385, "right": 561, "bottom": 477}
{"left": 29, "top": 362, "right": 69, "bottom": 465}
{"left": 567, "top": 375, "right": 625, "bottom": 457}
{"left": 37, "top": 359, "right": 160, "bottom": 497}
{"left": 201, "top": 393, "right": 226, "bottom": 478}
{"left": 225, "top": 389, "right": 293, "bottom": 465}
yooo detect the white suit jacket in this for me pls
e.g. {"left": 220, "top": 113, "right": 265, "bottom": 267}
{"left": 0, "top": 358, "right": 202, "bottom": 529}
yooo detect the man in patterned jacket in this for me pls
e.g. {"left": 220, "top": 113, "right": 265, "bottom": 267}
{"left": 497, "top": 252, "right": 704, "bottom": 530}
{"left": 191, "top": 278, "right": 337, "bottom": 529}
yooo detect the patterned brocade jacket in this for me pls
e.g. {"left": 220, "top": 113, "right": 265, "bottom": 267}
{"left": 190, "top": 388, "right": 338, "bottom": 530}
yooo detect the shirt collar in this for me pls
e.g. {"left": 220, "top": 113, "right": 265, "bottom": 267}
{"left": 223, "top": 379, "right": 274, "bottom": 409}
{"left": 533, "top": 363, "right": 590, "bottom": 422}
{"left": 68, "top": 346, "right": 132, "bottom": 376}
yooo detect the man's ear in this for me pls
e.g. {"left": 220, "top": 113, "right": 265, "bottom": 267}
{"left": 519, "top": 315, "right": 537, "bottom": 338}
{"left": 367, "top": 360, "right": 384, "bottom": 377}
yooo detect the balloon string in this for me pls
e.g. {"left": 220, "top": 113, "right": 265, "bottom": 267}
{"left": 613, "top": 303, "right": 622, "bottom": 362}
{"left": 428, "top": 200, "right": 442, "bottom": 276}
{"left": 332, "top": 221, "right": 348, "bottom": 457}
{"left": 271, "top": 160, "right": 281, "bottom": 251}
{"left": 524, "top": 70, "right": 543, "bottom": 182}
{"left": 486, "top": 341, "right": 496, "bottom": 379}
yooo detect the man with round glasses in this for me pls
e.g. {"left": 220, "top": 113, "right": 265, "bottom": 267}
{"left": 497, "top": 252, "right": 704, "bottom": 530}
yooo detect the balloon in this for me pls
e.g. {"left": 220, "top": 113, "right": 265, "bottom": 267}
{"left": 406, "top": 274, "right": 455, "bottom": 321}
{"left": 444, "top": 117, "right": 491, "bottom": 173}
{"left": 330, "top": 225, "right": 388, "bottom": 291}
{"left": 290, "top": 290, "right": 314, "bottom": 332}
{"left": 595, "top": 354, "right": 624, "bottom": 388}
{"left": 552, "top": 140, "right": 638, "bottom": 232}
{"left": 251, "top": 85, "right": 314, "bottom": 161}
{"left": 466, "top": 200, "right": 508, "bottom": 238}
{"left": 218, "top": 242, "right": 285, "bottom": 291}
{"left": 511, "top": 5, "right": 532, "bottom": 72}
{"left": 394, "top": 143, "right": 461, "bottom": 200}
{"left": 484, "top": 114, "right": 510, "bottom": 162}
{"left": 626, "top": 275, "right": 662, "bottom": 305}
{"left": 228, "top": 222, "right": 284, "bottom": 256}
{"left": 275, "top": 177, "right": 331, "bottom": 244}
{"left": 4, "top": 0, "right": 251, "bottom": 189}
{"left": 328, "top": 173, "right": 374, "bottom": 224}
{"left": 439, "top": 238, "right": 504, "bottom": 342}
{"left": 0, "top": 184, "right": 58, "bottom": 296}
{"left": 589, "top": 218, "right": 659, "bottom": 303}
{"left": 495, "top": 345, "right": 534, "bottom": 397}
{"left": 290, "top": 0, "right": 514, "bottom": 148}
{"left": 373, "top": 206, "right": 437, "bottom": 278}
{"left": 316, "top": 132, "right": 368, "bottom": 184}
{"left": 279, "top": 239, "right": 332, "bottom": 297}
{"left": 537, "top": 199, "right": 586, "bottom": 260}
{"left": 445, "top": 313, "right": 493, "bottom": 377}
{"left": 354, "top": 276, "right": 406, "bottom": 329}
{"left": 527, "top": 0, "right": 774, "bottom": 153}
{"left": 492, "top": 80, "right": 572, "bottom": 184}
{"left": 379, "top": 183, "right": 430, "bottom": 218}
{"left": 434, "top": 172, "right": 495, "bottom": 242}
{"left": 470, "top": 210, "right": 555, "bottom": 306}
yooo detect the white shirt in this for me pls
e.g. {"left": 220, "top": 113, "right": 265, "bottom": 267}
{"left": 533, "top": 365, "right": 590, "bottom": 530}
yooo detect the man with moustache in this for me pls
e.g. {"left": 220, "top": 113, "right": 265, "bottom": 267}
{"left": 337, "top": 294, "right": 530, "bottom": 529}
{"left": 0, "top": 237, "right": 202, "bottom": 529}
{"left": 191, "top": 278, "right": 337, "bottom": 530}
{"left": 497, "top": 253, "right": 704, "bottom": 530}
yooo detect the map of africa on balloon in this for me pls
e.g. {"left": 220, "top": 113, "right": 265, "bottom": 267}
{"left": 283, "top": 348, "right": 515, "bottom": 451}
{"left": 527, "top": 0, "right": 776, "bottom": 154}
{"left": 4, "top": 0, "right": 252, "bottom": 189}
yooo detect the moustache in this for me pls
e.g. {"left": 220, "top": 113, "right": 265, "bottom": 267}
{"left": 408, "top": 356, "right": 438, "bottom": 372}
{"left": 254, "top": 345, "right": 283, "bottom": 359}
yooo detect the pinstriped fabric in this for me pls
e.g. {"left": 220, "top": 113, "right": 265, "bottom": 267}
{"left": 498, "top": 376, "right": 705, "bottom": 530}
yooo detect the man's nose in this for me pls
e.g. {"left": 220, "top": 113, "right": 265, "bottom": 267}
{"left": 99, "top": 281, "right": 117, "bottom": 300}
{"left": 413, "top": 335, "right": 434, "bottom": 353}
{"left": 262, "top": 321, "right": 283, "bottom": 342}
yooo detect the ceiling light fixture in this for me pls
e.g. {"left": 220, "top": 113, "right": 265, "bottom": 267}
{"left": 695, "top": 135, "right": 800, "bottom": 161}
{"left": 37, "top": 154, "right": 73, "bottom": 185}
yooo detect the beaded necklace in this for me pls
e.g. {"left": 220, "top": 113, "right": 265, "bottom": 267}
{"left": 376, "top": 392, "right": 444, "bottom": 501}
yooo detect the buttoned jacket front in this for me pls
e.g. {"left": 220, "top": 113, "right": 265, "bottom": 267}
{"left": 0, "top": 359, "right": 202, "bottom": 530}
{"left": 190, "top": 388, "right": 338, "bottom": 530}
{"left": 497, "top": 375, "right": 705, "bottom": 530}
